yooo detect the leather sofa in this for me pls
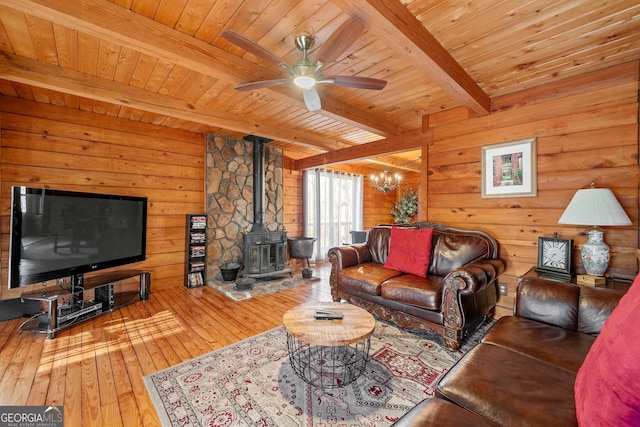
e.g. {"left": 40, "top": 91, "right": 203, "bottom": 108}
{"left": 328, "top": 222, "right": 504, "bottom": 350}
{"left": 392, "top": 275, "right": 627, "bottom": 427}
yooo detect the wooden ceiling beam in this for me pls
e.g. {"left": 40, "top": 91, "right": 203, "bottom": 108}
{"left": 0, "top": 52, "right": 341, "bottom": 151}
{"left": 293, "top": 129, "right": 429, "bottom": 170}
{"left": 332, "top": 0, "right": 491, "bottom": 115}
{"left": 365, "top": 155, "right": 421, "bottom": 172}
{"left": 0, "top": 0, "right": 398, "bottom": 137}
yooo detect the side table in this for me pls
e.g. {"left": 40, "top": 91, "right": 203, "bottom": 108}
{"left": 519, "top": 268, "right": 632, "bottom": 292}
{"left": 282, "top": 301, "right": 376, "bottom": 388}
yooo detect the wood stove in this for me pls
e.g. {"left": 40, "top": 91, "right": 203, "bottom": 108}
{"left": 242, "top": 135, "right": 290, "bottom": 277}
{"left": 243, "top": 230, "right": 287, "bottom": 274}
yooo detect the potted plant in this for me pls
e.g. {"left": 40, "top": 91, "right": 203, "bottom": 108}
{"left": 391, "top": 188, "right": 418, "bottom": 223}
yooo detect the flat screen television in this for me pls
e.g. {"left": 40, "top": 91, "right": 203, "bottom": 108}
{"left": 8, "top": 186, "right": 147, "bottom": 289}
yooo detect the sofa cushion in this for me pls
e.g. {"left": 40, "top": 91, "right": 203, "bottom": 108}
{"left": 575, "top": 274, "right": 640, "bottom": 425}
{"left": 384, "top": 227, "right": 434, "bottom": 276}
{"left": 338, "top": 262, "right": 403, "bottom": 296}
{"left": 482, "top": 316, "right": 595, "bottom": 373}
{"left": 381, "top": 274, "right": 444, "bottom": 310}
{"left": 437, "top": 343, "right": 577, "bottom": 427}
{"left": 392, "top": 397, "right": 495, "bottom": 427}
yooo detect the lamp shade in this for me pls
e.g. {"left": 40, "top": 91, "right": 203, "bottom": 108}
{"left": 558, "top": 188, "right": 631, "bottom": 226}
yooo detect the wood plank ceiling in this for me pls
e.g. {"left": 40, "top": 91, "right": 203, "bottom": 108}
{"left": 0, "top": 0, "right": 638, "bottom": 172}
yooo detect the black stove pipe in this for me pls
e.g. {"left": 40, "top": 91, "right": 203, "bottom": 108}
{"left": 244, "top": 135, "right": 273, "bottom": 232}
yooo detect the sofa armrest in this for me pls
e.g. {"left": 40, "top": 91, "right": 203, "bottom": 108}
{"left": 442, "top": 259, "right": 505, "bottom": 349}
{"left": 328, "top": 244, "right": 372, "bottom": 300}
{"left": 445, "top": 259, "right": 505, "bottom": 294}
{"left": 515, "top": 278, "right": 624, "bottom": 333}
{"left": 328, "top": 244, "right": 371, "bottom": 271}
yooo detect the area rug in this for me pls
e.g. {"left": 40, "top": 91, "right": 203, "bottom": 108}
{"left": 207, "top": 272, "right": 321, "bottom": 301}
{"left": 144, "top": 320, "right": 493, "bottom": 426}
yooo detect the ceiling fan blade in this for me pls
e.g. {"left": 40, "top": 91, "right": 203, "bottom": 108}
{"left": 315, "top": 19, "right": 365, "bottom": 65}
{"left": 328, "top": 75, "right": 387, "bottom": 90}
{"left": 234, "top": 79, "right": 288, "bottom": 91}
{"left": 302, "top": 88, "right": 321, "bottom": 111}
{"left": 222, "top": 29, "right": 287, "bottom": 67}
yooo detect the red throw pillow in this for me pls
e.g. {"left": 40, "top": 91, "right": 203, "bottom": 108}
{"left": 574, "top": 273, "right": 640, "bottom": 426}
{"left": 383, "top": 227, "right": 434, "bottom": 277}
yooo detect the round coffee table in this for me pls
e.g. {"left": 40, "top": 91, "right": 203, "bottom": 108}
{"left": 282, "top": 301, "right": 376, "bottom": 388}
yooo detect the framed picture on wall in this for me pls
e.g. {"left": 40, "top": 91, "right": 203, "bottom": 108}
{"left": 481, "top": 138, "right": 537, "bottom": 198}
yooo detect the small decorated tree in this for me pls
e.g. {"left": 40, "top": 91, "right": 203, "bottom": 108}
{"left": 391, "top": 188, "right": 418, "bottom": 223}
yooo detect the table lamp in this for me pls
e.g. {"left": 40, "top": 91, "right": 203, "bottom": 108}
{"left": 558, "top": 183, "right": 631, "bottom": 276}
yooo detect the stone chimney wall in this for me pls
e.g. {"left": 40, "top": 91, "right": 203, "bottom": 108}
{"left": 205, "top": 134, "right": 284, "bottom": 279}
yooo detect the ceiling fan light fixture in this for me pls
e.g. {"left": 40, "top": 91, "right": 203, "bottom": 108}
{"left": 222, "top": 24, "right": 387, "bottom": 112}
{"left": 293, "top": 75, "right": 316, "bottom": 88}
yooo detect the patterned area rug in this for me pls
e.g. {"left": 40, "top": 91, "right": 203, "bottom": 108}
{"left": 207, "top": 272, "right": 321, "bottom": 301}
{"left": 144, "top": 320, "right": 494, "bottom": 426}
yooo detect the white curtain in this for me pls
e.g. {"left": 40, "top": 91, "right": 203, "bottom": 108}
{"left": 303, "top": 169, "right": 363, "bottom": 261}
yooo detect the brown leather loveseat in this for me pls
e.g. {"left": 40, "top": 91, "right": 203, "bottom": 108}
{"left": 328, "top": 222, "right": 504, "bottom": 350}
{"left": 392, "top": 276, "right": 629, "bottom": 426}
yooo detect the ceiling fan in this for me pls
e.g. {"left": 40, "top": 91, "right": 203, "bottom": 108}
{"left": 221, "top": 20, "right": 387, "bottom": 112}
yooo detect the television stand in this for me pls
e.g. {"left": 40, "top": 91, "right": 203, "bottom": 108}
{"left": 19, "top": 270, "right": 150, "bottom": 339}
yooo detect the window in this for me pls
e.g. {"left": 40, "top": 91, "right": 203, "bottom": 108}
{"left": 303, "top": 169, "right": 363, "bottom": 261}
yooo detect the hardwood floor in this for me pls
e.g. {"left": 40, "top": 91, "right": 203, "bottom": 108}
{"left": 0, "top": 263, "right": 333, "bottom": 426}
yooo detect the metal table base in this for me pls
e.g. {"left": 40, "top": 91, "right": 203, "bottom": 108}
{"left": 286, "top": 333, "right": 371, "bottom": 388}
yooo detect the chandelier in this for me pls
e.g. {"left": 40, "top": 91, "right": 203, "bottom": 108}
{"left": 370, "top": 167, "right": 401, "bottom": 194}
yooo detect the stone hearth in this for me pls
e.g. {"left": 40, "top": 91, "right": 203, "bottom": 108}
{"left": 205, "top": 135, "right": 284, "bottom": 280}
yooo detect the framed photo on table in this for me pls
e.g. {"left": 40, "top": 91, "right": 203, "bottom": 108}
{"left": 535, "top": 234, "right": 573, "bottom": 280}
{"left": 481, "top": 138, "right": 537, "bottom": 198}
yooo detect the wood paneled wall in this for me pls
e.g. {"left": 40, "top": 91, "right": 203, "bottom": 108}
{"left": 425, "top": 62, "right": 639, "bottom": 317}
{"left": 362, "top": 183, "right": 396, "bottom": 229}
{"left": 0, "top": 97, "right": 205, "bottom": 301}
{"left": 283, "top": 158, "right": 303, "bottom": 238}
